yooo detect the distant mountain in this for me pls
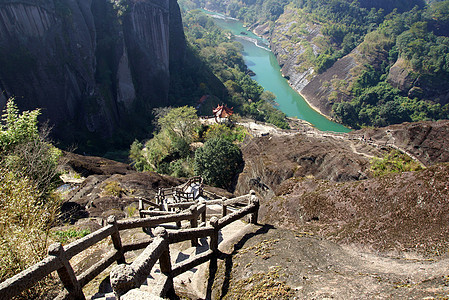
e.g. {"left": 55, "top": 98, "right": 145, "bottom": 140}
{"left": 187, "top": 0, "right": 449, "bottom": 128}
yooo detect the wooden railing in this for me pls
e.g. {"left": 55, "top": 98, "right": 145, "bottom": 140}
{"left": 0, "top": 191, "right": 259, "bottom": 300}
{"left": 0, "top": 215, "right": 125, "bottom": 300}
{"left": 154, "top": 176, "right": 204, "bottom": 207}
{"left": 177, "top": 176, "right": 203, "bottom": 192}
{"left": 111, "top": 196, "right": 259, "bottom": 298}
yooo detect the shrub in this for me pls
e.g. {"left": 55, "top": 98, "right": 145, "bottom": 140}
{"left": 0, "top": 98, "right": 62, "bottom": 198}
{"left": 102, "top": 181, "right": 126, "bottom": 197}
{"left": 194, "top": 138, "right": 244, "bottom": 189}
{"left": 204, "top": 123, "right": 247, "bottom": 143}
{"left": 0, "top": 169, "right": 61, "bottom": 298}
{"left": 0, "top": 98, "right": 62, "bottom": 298}
{"left": 0, "top": 98, "right": 39, "bottom": 152}
{"left": 370, "top": 150, "right": 422, "bottom": 177}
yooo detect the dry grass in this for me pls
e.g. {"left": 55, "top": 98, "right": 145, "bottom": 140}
{"left": 223, "top": 266, "right": 294, "bottom": 300}
{"left": 0, "top": 169, "right": 61, "bottom": 298}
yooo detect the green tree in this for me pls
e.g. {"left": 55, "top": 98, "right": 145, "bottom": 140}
{"left": 157, "top": 106, "right": 199, "bottom": 143}
{"left": 260, "top": 90, "right": 277, "bottom": 105}
{"left": 129, "top": 140, "right": 148, "bottom": 171}
{"left": 0, "top": 98, "right": 39, "bottom": 152}
{"left": 130, "top": 106, "right": 200, "bottom": 175}
{"left": 194, "top": 138, "right": 244, "bottom": 189}
{"left": 0, "top": 98, "right": 61, "bottom": 197}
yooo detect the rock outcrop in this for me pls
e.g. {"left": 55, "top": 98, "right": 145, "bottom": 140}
{"left": 60, "top": 151, "right": 233, "bottom": 221}
{"left": 235, "top": 131, "right": 383, "bottom": 196}
{"left": 0, "top": 0, "right": 186, "bottom": 151}
{"left": 387, "top": 58, "right": 449, "bottom": 105}
{"left": 353, "top": 119, "right": 449, "bottom": 167}
{"left": 236, "top": 119, "right": 449, "bottom": 197}
{"left": 265, "top": 162, "right": 449, "bottom": 255}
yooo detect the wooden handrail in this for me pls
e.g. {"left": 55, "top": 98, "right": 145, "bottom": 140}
{"left": 77, "top": 250, "right": 121, "bottom": 287}
{"left": 110, "top": 228, "right": 170, "bottom": 297}
{"left": 0, "top": 256, "right": 62, "bottom": 299}
{"left": 109, "top": 198, "right": 258, "bottom": 297}
{"left": 167, "top": 227, "right": 215, "bottom": 244}
{"left": 117, "top": 211, "right": 193, "bottom": 230}
{"left": 0, "top": 191, "right": 259, "bottom": 299}
{"left": 217, "top": 200, "right": 258, "bottom": 229}
{"left": 172, "top": 250, "right": 214, "bottom": 277}
{"left": 63, "top": 224, "right": 115, "bottom": 258}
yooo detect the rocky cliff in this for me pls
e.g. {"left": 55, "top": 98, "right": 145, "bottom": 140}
{"left": 265, "top": 5, "right": 383, "bottom": 117}
{"left": 0, "top": 0, "right": 186, "bottom": 152}
{"left": 235, "top": 119, "right": 449, "bottom": 255}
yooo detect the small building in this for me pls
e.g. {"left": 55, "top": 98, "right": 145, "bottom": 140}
{"left": 213, "top": 104, "right": 233, "bottom": 123}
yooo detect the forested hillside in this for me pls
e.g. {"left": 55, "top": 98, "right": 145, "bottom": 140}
{"left": 180, "top": 0, "right": 449, "bottom": 129}
{"left": 181, "top": 10, "right": 289, "bottom": 128}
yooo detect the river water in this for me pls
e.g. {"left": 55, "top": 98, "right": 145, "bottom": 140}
{"left": 203, "top": 10, "right": 350, "bottom": 133}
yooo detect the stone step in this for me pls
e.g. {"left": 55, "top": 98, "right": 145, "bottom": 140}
{"left": 91, "top": 290, "right": 162, "bottom": 300}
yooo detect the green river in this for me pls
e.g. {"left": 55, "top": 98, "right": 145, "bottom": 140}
{"left": 204, "top": 10, "right": 350, "bottom": 133}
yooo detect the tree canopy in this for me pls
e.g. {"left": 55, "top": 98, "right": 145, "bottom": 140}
{"left": 194, "top": 137, "right": 244, "bottom": 189}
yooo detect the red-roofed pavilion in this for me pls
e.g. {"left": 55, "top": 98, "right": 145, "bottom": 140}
{"left": 213, "top": 104, "right": 233, "bottom": 123}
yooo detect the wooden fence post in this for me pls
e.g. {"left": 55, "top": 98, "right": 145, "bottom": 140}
{"left": 176, "top": 207, "right": 182, "bottom": 229}
{"left": 201, "top": 201, "right": 207, "bottom": 224}
{"left": 221, "top": 197, "right": 228, "bottom": 218}
{"left": 189, "top": 205, "right": 199, "bottom": 246}
{"left": 108, "top": 216, "right": 126, "bottom": 264}
{"left": 248, "top": 190, "right": 259, "bottom": 225}
{"left": 173, "top": 190, "right": 178, "bottom": 204}
{"left": 48, "top": 243, "right": 85, "bottom": 300}
{"left": 154, "top": 227, "right": 175, "bottom": 298}
{"left": 157, "top": 190, "right": 164, "bottom": 211}
{"left": 199, "top": 184, "right": 203, "bottom": 198}
{"left": 209, "top": 217, "right": 219, "bottom": 253}
{"left": 138, "top": 198, "right": 144, "bottom": 218}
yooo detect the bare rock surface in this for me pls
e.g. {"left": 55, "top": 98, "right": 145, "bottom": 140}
{"left": 211, "top": 225, "right": 449, "bottom": 299}
{"left": 264, "top": 163, "right": 449, "bottom": 255}
{"left": 61, "top": 152, "right": 233, "bottom": 222}
{"left": 236, "top": 131, "right": 382, "bottom": 195}
{"left": 63, "top": 152, "right": 135, "bottom": 177}
{"left": 353, "top": 120, "right": 449, "bottom": 166}
{"left": 215, "top": 120, "right": 449, "bottom": 299}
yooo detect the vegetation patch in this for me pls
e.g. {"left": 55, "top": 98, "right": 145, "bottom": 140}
{"left": 130, "top": 106, "right": 247, "bottom": 186}
{"left": 331, "top": 2, "right": 449, "bottom": 128}
{"left": 101, "top": 181, "right": 127, "bottom": 197}
{"left": 238, "top": 239, "right": 280, "bottom": 260}
{"left": 53, "top": 228, "right": 91, "bottom": 244}
{"left": 370, "top": 150, "right": 422, "bottom": 177}
{"left": 223, "top": 266, "right": 294, "bottom": 300}
{"left": 0, "top": 98, "right": 62, "bottom": 298}
{"left": 194, "top": 137, "right": 244, "bottom": 189}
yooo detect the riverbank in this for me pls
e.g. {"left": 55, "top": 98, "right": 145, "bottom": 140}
{"left": 249, "top": 23, "right": 345, "bottom": 127}
{"left": 297, "top": 88, "right": 341, "bottom": 124}
{"left": 204, "top": 9, "right": 350, "bottom": 133}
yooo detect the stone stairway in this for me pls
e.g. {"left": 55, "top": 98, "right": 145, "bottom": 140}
{"left": 91, "top": 219, "right": 250, "bottom": 299}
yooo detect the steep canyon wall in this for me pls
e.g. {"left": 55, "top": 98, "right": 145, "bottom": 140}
{"left": 0, "top": 0, "right": 186, "bottom": 151}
